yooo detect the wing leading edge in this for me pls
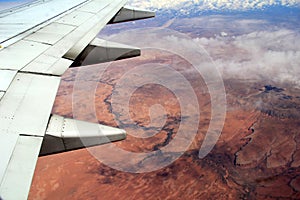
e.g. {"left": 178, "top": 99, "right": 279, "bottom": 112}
{"left": 0, "top": 0, "right": 154, "bottom": 199}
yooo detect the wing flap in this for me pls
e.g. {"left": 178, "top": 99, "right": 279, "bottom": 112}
{"left": 39, "top": 115, "right": 126, "bottom": 156}
{"left": 70, "top": 38, "right": 141, "bottom": 66}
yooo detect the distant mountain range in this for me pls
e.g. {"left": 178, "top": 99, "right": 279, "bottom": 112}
{"left": 128, "top": 0, "right": 300, "bottom": 29}
{"left": 129, "top": 0, "right": 300, "bottom": 11}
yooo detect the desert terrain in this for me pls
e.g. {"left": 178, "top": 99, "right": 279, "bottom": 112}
{"left": 28, "top": 49, "right": 300, "bottom": 199}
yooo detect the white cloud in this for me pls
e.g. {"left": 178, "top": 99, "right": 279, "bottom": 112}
{"left": 196, "top": 29, "right": 300, "bottom": 86}
{"left": 128, "top": 0, "right": 300, "bottom": 10}
{"left": 101, "top": 14, "right": 300, "bottom": 87}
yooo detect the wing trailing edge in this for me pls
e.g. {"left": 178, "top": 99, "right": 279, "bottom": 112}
{"left": 39, "top": 115, "right": 126, "bottom": 156}
{"left": 66, "top": 38, "right": 141, "bottom": 67}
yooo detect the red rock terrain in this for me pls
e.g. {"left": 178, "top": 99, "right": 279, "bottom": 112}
{"left": 29, "top": 51, "right": 300, "bottom": 199}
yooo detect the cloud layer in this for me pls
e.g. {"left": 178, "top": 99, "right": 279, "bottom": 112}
{"left": 196, "top": 28, "right": 300, "bottom": 86}
{"left": 102, "top": 15, "right": 300, "bottom": 87}
{"left": 128, "top": 0, "right": 300, "bottom": 10}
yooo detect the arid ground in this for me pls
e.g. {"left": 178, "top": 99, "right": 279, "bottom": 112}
{"left": 29, "top": 49, "right": 300, "bottom": 199}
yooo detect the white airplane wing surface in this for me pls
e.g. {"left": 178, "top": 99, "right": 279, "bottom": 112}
{"left": 0, "top": 0, "right": 154, "bottom": 199}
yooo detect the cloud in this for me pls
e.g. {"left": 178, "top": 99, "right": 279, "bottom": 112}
{"left": 102, "top": 16, "right": 300, "bottom": 87}
{"left": 195, "top": 29, "right": 300, "bottom": 86}
{"left": 170, "top": 16, "right": 271, "bottom": 36}
{"left": 128, "top": 0, "right": 300, "bottom": 10}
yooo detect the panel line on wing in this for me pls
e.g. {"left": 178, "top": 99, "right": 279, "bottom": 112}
{"left": 0, "top": 0, "right": 92, "bottom": 44}
{"left": 0, "top": 72, "right": 61, "bottom": 136}
{"left": 0, "top": 69, "right": 17, "bottom": 92}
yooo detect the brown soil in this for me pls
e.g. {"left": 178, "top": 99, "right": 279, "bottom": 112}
{"left": 29, "top": 51, "right": 300, "bottom": 200}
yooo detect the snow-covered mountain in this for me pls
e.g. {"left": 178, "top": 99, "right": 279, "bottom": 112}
{"left": 128, "top": 0, "right": 300, "bottom": 11}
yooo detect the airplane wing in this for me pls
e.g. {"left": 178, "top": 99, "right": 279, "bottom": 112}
{"left": 0, "top": 0, "right": 154, "bottom": 199}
